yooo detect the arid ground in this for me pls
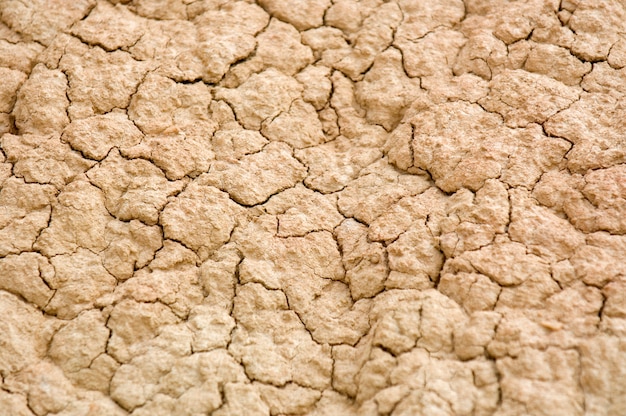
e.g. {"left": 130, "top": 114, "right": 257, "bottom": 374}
{"left": 0, "top": 0, "right": 625, "bottom": 414}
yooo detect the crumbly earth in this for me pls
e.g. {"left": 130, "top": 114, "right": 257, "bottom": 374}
{"left": 0, "top": 0, "right": 625, "bottom": 415}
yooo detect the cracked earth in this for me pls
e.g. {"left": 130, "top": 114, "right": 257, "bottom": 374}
{"left": 0, "top": 0, "right": 625, "bottom": 414}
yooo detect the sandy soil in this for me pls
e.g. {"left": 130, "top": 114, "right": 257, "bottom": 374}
{"left": 0, "top": 0, "right": 625, "bottom": 414}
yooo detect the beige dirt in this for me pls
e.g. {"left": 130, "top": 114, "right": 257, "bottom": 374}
{"left": 0, "top": 0, "right": 625, "bottom": 415}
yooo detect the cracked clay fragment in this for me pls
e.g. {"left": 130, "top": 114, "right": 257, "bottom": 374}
{"left": 264, "top": 183, "right": 343, "bottom": 237}
{"left": 0, "top": 0, "right": 95, "bottom": 45}
{"left": 0, "top": 177, "right": 55, "bottom": 257}
{"left": 355, "top": 48, "right": 422, "bottom": 131}
{"left": 257, "top": 0, "right": 330, "bottom": 31}
{"left": 204, "top": 141, "right": 307, "bottom": 206}
{"left": 160, "top": 179, "right": 242, "bottom": 260}
{"left": 215, "top": 68, "right": 303, "bottom": 130}
{"left": 34, "top": 178, "right": 113, "bottom": 256}
{"left": 101, "top": 219, "right": 163, "bottom": 281}
{"left": 479, "top": 69, "right": 580, "bottom": 127}
{"left": 544, "top": 92, "right": 626, "bottom": 173}
{"left": 0, "top": 252, "right": 54, "bottom": 309}
{"left": 121, "top": 132, "right": 216, "bottom": 181}
{"left": 2, "top": 133, "right": 95, "bottom": 188}
{"left": 45, "top": 248, "right": 117, "bottom": 319}
{"left": 12, "top": 64, "right": 69, "bottom": 135}
{"left": 71, "top": 1, "right": 146, "bottom": 51}
{"left": 255, "top": 19, "right": 313, "bottom": 76}
{"left": 0, "top": 67, "right": 26, "bottom": 113}
{"left": 0, "top": 291, "right": 60, "bottom": 373}
{"left": 61, "top": 111, "right": 144, "bottom": 161}
{"left": 87, "top": 149, "right": 187, "bottom": 224}
{"left": 128, "top": 73, "right": 213, "bottom": 136}
{"left": 60, "top": 46, "right": 151, "bottom": 120}
{"left": 261, "top": 99, "right": 326, "bottom": 149}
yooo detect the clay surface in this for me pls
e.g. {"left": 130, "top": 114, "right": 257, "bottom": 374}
{"left": 1, "top": 0, "right": 625, "bottom": 415}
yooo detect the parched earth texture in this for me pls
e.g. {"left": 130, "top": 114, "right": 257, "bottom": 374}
{"left": 0, "top": 0, "right": 625, "bottom": 415}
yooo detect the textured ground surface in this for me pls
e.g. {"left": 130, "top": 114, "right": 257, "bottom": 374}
{"left": 1, "top": 0, "right": 625, "bottom": 414}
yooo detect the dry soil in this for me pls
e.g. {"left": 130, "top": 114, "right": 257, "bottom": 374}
{"left": 0, "top": 0, "right": 625, "bottom": 415}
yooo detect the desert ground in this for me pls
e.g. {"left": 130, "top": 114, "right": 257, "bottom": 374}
{"left": 0, "top": 0, "right": 625, "bottom": 414}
